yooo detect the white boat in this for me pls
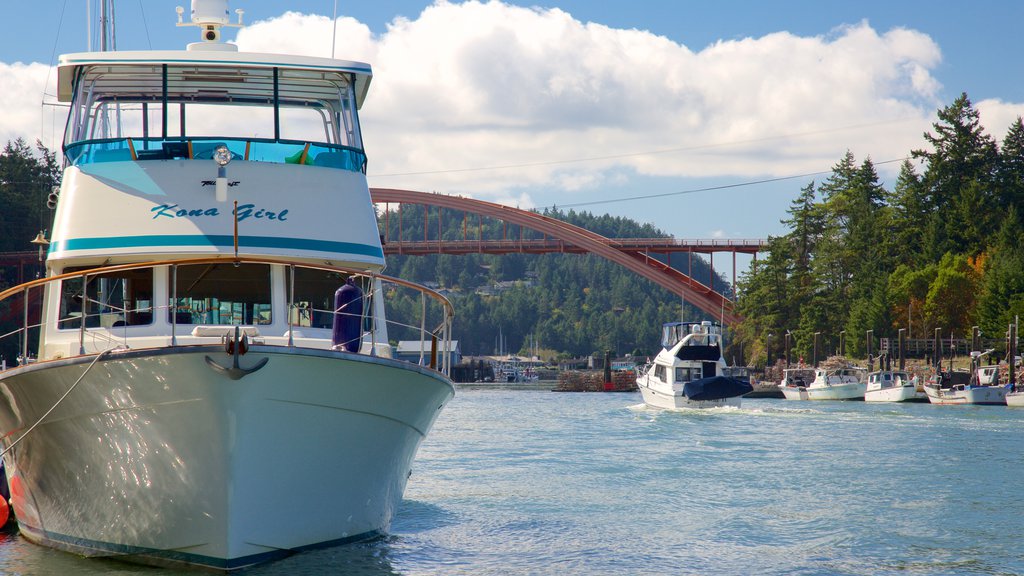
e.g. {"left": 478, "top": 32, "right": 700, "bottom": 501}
{"left": 636, "top": 321, "right": 752, "bottom": 409}
{"left": 1008, "top": 389, "right": 1024, "bottom": 407}
{"left": 923, "top": 370, "right": 1006, "bottom": 405}
{"left": 804, "top": 367, "right": 867, "bottom": 400}
{"left": 864, "top": 370, "right": 921, "bottom": 402}
{"left": 0, "top": 2, "right": 455, "bottom": 570}
{"left": 778, "top": 368, "right": 813, "bottom": 400}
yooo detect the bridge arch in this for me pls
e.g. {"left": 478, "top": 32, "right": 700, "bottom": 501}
{"left": 370, "top": 188, "right": 751, "bottom": 325}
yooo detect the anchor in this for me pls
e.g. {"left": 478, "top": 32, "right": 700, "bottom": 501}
{"left": 205, "top": 326, "right": 269, "bottom": 380}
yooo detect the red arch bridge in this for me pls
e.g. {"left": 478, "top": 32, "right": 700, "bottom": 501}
{"left": 371, "top": 189, "right": 766, "bottom": 325}
{"left": 0, "top": 190, "right": 766, "bottom": 325}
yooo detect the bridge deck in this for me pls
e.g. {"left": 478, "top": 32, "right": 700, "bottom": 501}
{"left": 383, "top": 238, "right": 765, "bottom": 255}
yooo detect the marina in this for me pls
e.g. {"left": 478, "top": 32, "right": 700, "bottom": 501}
{"left": 0, "top": 1, "right": 1023, "bottom": 574}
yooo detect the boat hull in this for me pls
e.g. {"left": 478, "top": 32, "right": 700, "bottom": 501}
{"left": 924, "top": 384, "right": 1007, "bottom": 405}
{"left": 1007, "top": 391, "right": 1024, "bottom": 407}
{"left": 779, "top": 386, "right": 809, "bottom": 401}
{"left": 637, "top": 382, "right": 742, "bottom": 409}
{"left": 0, "top": 346, "right": 453, "bottom": 570}
{"left": 864, "top": 385, "right": 919, "bottom": 402}
{"left": 805, "top": 382, "right": 866, "bottom": 401}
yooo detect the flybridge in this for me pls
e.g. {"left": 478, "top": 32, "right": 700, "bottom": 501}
{"left": 56, "top": 52, "right": 371, "bottom": 171}
{"left": 56, "top": 0, "right": 373, "bottom": 165}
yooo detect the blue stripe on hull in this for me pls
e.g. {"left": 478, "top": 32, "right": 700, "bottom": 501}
{"left": 50, "top": 235, "right": 384, "bottom": 259}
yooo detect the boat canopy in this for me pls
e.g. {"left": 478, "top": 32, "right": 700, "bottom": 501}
{"left": 57, "top": 50, "right": 371, "bottom": 172}
{"left": 57, "top": 50, "right": 371, "bottom": 105}
{"left": 661, "top": 321, "right": 721, "bottom": 348}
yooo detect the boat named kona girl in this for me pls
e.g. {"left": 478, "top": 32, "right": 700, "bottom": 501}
{"left": 0, "top": 2, "right": 454, "bottom": 570}
{"left": 636, "top": 321, "right": 752, "bottom": 409}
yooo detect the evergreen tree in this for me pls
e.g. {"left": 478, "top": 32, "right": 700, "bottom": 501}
{"left": 995, "top": 117, "right": 1024, "bottom": 228}
{"left": 886, "top": 160, "right": 928, "bottom": 267}
{"left": 977, "top": 207, "right": 1024, "bottom": 335}
{"left": 0, "top": 139, "right": 60, "bottom": 253}
{"left": 911, "top": 93, "right": 999, "bottom": 258}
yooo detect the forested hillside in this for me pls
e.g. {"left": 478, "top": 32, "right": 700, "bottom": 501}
{"left": 379, "top": 205, "right": 726, "bottom": 359}
{"left": 734, "top": 93, "right": 1024, "bottom": 366}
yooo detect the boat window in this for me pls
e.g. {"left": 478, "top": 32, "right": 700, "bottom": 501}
{"left": 63, "top": 64, "right": 367, "bottom": 172}
{"left": 169, "top": 263, "right": 272, "bottom": 325}
{"left": 675, "top": 367, "right": 701, "bottom": 383}
{"left": 285, "top": 267, "right": 351, "bottom": 329}
{"left": 58, "top": 267, "right": 154, "bottom": 329}
{"left": 654, "top": 364, "right": 666, "bottom": 381}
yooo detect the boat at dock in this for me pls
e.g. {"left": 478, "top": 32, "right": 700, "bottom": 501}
{"left": 923, "top": 370, "right": 1006, "bottom": 405}
{"left": 1004, "top": 323, "right": 1023, "bottom": 407}
{"left": 864, "top": 370, "right": 923, "bottom": 402}
{"left": 1007, "top": 388, "right": 1024, "bottom": 406}
{"left": 804, "top": 366, "right": 867, "bottom": 400}
{"left": 924, "top": 348, "right": 1009, "bottom": 406}
{"left": 778, "top": 368, "right": 813, "bottom": 400}
{"left": 0, "top": 1, "right": 454, "bottom": 570}
{"left": 636, "top": 321, "right": 752, "bottom": 409}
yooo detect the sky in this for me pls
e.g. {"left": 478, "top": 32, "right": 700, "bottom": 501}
{"left": 2, "top": 0, "right": 1024, "bottom": 271}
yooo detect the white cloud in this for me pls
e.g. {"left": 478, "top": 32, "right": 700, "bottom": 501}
{"left": 5, "top": 1, "right": 1023, "bottom": 209}
{"left": 0, "top": 62, "right": 56, "bottom": 149}
{"left": 977, "top": 98, "right": 1024, "bottom": 140}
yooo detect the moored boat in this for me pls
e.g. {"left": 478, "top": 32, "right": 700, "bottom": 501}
{"left": 804, "top": 366, "right": 867, "bottom": 400}
{"left": 923, "top": 371, "right": 1006, "bottom": 405}
{"left": 778, "top": 368, "right": 813, "bottom": 400}
{"left": 636, "top": 321, "right": 752, "bottom": 409}
{"left": 0, "top": 2, "right": 455, "bottom": 570}
{"left": 864, "top": 370, "right": 922, "bottom": 402}
{"left": 1005, "top": 322, "right": 1023, "bottom": 407}
{"left": 1007, "top": 389, "right": 1024, "bottom": 406}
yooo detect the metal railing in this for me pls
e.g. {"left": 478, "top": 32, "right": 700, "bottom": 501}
{"left": 0, "top": 256, "right": 454, "bottom": 375}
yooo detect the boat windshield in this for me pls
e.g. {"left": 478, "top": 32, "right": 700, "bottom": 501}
{"left": 63, "top": 63, "right": 366, "bottom": 172}
{"left": 170, "top": 263, "right": 273, "bottom": 325}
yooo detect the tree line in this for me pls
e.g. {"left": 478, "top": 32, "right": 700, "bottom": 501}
{"left": 732, "top": 93, "right": 1024, "bottom": 366}
{"left": 380, "top": 205, "right": 725, "bottom": 360}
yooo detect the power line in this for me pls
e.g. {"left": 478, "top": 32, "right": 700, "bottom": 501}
{"left": 368, "top": 118, "right": 921, "bottom": 178}
{"left": 545, "top": 158, "right": 909, "bottom": 210}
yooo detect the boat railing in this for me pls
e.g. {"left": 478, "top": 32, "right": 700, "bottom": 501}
{"left": 0, "top": 257, "right": 454, "bottom": 375}
{"left": 64, "top": 136, "right": 367, "bottom": 173}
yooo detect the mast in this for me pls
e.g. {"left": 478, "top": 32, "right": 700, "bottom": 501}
{"left": 97, "top": 0, "right": 119, "bottom": 138}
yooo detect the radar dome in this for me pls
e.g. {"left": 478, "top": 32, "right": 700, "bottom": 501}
{"left": 191, "top": 0, "right": 230, "bottom": 25}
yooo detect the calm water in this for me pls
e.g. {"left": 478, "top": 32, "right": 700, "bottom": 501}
{"left": 2, "top": 388, "right": 1023, "bottom": 575}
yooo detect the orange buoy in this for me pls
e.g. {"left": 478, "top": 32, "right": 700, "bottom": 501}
{"left": 0, "top": 499, "right": 8, "bottom": 526}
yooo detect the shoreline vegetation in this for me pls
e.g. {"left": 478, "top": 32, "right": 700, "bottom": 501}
{"left": 732, "top": 93, "right": 1024, "bottom": 370}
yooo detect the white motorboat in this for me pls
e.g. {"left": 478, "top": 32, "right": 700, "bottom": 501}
{"left": 864, "top": 370, "right": 922, "bottom": 402}
{"left": 0, "top": 2, "right": 455, "bottom": 570}
{"left": 804, "top": 367, "right": 867, "bottom": 400}
{"left": 778, "top": 368, "right": 813, "bottom": 400}
{"left": 636, "top": 321, "right": 752, "bottom": 409}
{"left": 923, "top": 367, "right": 1007, "bottom": 405}
{"left": 1007, "top": 389, "right": 1024, "bottom": 407}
